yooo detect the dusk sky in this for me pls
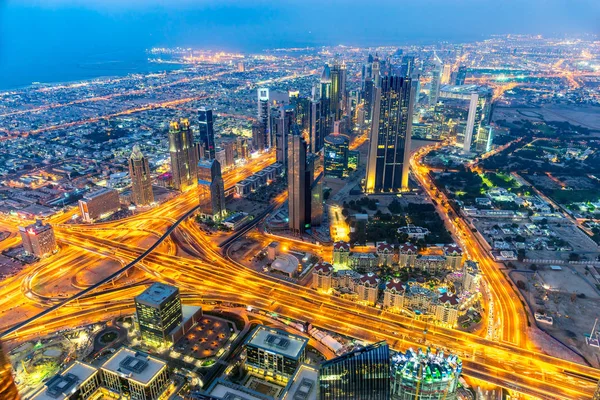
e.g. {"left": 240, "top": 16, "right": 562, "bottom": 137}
{"left": 0, "top": 0, "right": 598, "bottom": 88}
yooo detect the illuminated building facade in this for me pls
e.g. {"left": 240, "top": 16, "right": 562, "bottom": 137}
{"left": 169, "top": 118, "right": 199, "bottom": 191}
{"left": 244, "top": 325, "right": 308, "bottom": 383}
{"left": 128, "top": 145, "right": 154, "bottom": 206}
{"left": 78, "top": 187, "right": 120, "bottom": 223}
{"left": 312, "top": 262, "right": 334, "bottom": 292}
{"left": 320, "top": 65, "right": 332, "bottom": 135}
{"left": 399, "top": 55, "right": 415, "bottom": 78}
{"left": 18, "top": 220, "right": 57, "bottom": 258}
{"left": 455, "top": 65, "right": 467, "bottom": 85}
{"left": 101, "top": 348, "right": 170, "bottom": 400}
{"left": 307, "top": 152, "right": 324, "bottom": 226}
{"left": 430, "top": 62, "right": 442, "bottom": 106}
{"left": 197, "top": 159, "right": 226, "bottom": 221}
{"left": 198, "top": 107, "right": 216, "bottom": 160}
{"left": 391, "top": 348, "right": 461, "bottom": 400}
{"left": 318, "top": 341, "right": 390, "bottom": 400}
{"left": 288, "top": 132, "right": 307, "bottom": 233}
{"left": 272, "top": 105, "right": 295, "bottom": 168}
{"left": 365, "top": 76, "right": 414, "bottom": 193}
{"left": 324, "top": 134, "right": 349, "bottom": 178}
{"left": 30, "top": 361, "right": 101, "bottom": 400}
{"left": 309, "top": 98, "right": 324, "bottom": 153}
{"left": 0, "top": 345, "right": 19, "bottom": 400}
{"left": 135, "top": 283, "right": 183, "bottom": 346}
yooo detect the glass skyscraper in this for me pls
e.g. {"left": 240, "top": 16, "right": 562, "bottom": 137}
{"left": 198, "top": 107, "right": 216, "bottom": 160}
{"left": 135, "top": 283, "right": 183, "bottom": 346}
{"left": 318, "top": 341, "right": 390, "bottom": 400}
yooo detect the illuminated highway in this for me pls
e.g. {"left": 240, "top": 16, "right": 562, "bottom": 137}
{"left": 0, "top": 151, "right": 598, "bottom": 399}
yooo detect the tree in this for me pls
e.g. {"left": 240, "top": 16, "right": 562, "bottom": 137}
{"left": 517, "top": 249, "right": 526, "bottom": 262}
{"left": 529, "top": 264, "right": 538, "bottom": 271}
{"left": 568, "top": 252, "right": 580, "bottom": 262}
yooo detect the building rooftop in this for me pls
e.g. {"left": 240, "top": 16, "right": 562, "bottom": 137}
{"left": 207, "top": 378, "right": 272, "bottom": 400}
{"left": 19, "top": 219, "right": 52, "bottom": 235}
{"left": 82, "top": 187, "right": 117, "bottom": 201}
{"left": 101, "top": 347, "right": 167, "bottom": 385}
{"left": 246, "top": 326, "right": 308, "bottom": 360}
{"left": 135, "top": 282, "right": 179, "bottom": 307}
{"left": 30, "top": 361, "right": 98, "bottom": 400}
{"left": 271, "top": 254, "right": 300, "bottom": 276}
{"left": 282, "top": 364, "right": 318, "bottom": 400}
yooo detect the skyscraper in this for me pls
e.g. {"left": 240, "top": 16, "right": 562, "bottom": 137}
{"left": 366, "top": 76, "right": 414, "bottom": 193}
{"left": 309, "top": 98, "right": 323, "bottom": 153}
{"left": 399, "top": 55, "right": 415, "bottom": 78}
{"left": 363, "top": 77, "right": 374, "bottom": 124}
{"left": 320, "top": 65, "right": 332, "bottom": 136}
{"left": 169, "top": 119, "right": 198, "bottom": 191}
{"left": 135, "top": 283, "right": 183, "bottom": 346}
{"left": 198, "top": 107, "right": 216, "bottom": 160}
{"left": 128, "top": 145, "right": 154, "bottom": 206}
{"left": 0, "top": 343, "right": 19, "bottom": 400}
{"left": 252, "top": 122, "right": 265, "bottom": 152}
{"left": 441, "top": 64, "right": 452, "bottom": 84}
{"left": 455, "top": 65, "right": 467, "bottom": 86}
{"left": 257, "top": 88, "right": 271, "bottom": 150}
{"left": 288, "top": 131, "right": 307, "bottom": 234}
{"left": 330, "top": 63, "right": 346, "bottom": 121}
{"left": 318, "top": 341, "right": 390, "bottom": 400}
{"left": 371, "top": 57, "right": 381, "bottom": 87}
{"left": 308, "top": 152, "right": 324, "bottom": 226}
{"left": 429, "top": 62, "right": 442, "bottom": 106}
{"left": 197, "top": 159, "right": 226, "bottom": 221}
{"left": 272, "top": 105, "right": 295, "bottom": 168}
{"left": 324, "top": 134, "right": 349, "bottom": 178}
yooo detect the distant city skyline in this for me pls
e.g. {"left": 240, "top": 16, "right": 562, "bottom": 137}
{"left": 0, "top": 0, "right": 598, "bottom": 88}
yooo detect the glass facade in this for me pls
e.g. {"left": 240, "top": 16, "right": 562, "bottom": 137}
{"left": 318, "top": 341, "right": 390, "bottom": 400}
{"left": 324, "top": 134, "right": 349, "bottom": 178}
{"left": 135, "top": 284, "right": 182, "bottom": 345}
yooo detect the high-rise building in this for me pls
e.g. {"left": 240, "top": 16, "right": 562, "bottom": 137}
{"left": 324, "top": 134, "right": 349, "bottom": 178}
{"left": 244, "top": 325, "right": 308, "bottom": 383}
{"left": 169, "top": 119, "right": 198, "bottom": 191}
{"left": 399, "top": 55, "right": 415, "bottom": 78}
{"left": 257, "top": 88, "right": 271, "bottom": 150}
{"left": 318, "top": 341, "right": 390, "bottom": 400}
{"left": 391, "top": 348, "right": 462, "bottom": 400}
{"left": 463, "top": 90, "right": 493, "bottom": 152}
{"left": 429, "top": 62, "right": 442, "bottom": 106}
{"left": 0, "top": 344, "right": 19, "bottom": 400}
{"left": 363, "top": 77, "right": 374, "bottom": 124}
{"left": 78, "top": 187, "right": 120, "bottom": 223}
{"left": 272, "top": 105, "right": 295, "bottom": 168}
{"left": 288, "top": 132, "right": 307, "bottom": 234}
{"left": 223, "top": 141, "right": 236, "bottom": 168}
{"left": 371, "top": 57, "right": 381, "bottom": 87}
{"left": 365, "top": 76, "right": 414, "bottom": 193}
{"left": 197, "top": 159, "right": 226, "bottom": 221}
{"left": 236, "top": 137, "right": 250, "bottom": 160}
{"left": 320, "top": 65, "right": 332, "bottom": 136}
{"left": 309, "top": 98, "right": 323, "bottom": 153}
{"left": 306, "top": 152, "right": 324, "bottom": 226}
{"left": 135, "top": 283, "right": 183, "bottom": 346}
{"left": 455, "top": 65, "right": 467, "bottom": 85}
{"left": 330, "top": 63, "right": 346, "bottom": 121}
{"left": 198, "top": 107, "right": 216, "bottom": 160}
{"left": 128, "top": 145, "right": 154, "bottom": 206}
{"left": 475, "top": 125, "right": 494, "bottom": 153}
{"left": 19, "top": 220, "right": 57, "bottom": 258}
{"left": 252, "top": 123, "right": 265, "bottom": 152}
{"left": 441, "top": 64, "right": 452, "bottom": 84}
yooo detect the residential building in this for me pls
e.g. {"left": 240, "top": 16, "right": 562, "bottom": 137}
{"left": 135, "top": 283, "right": 183, "bottom": 346}
{"left": 318, "top": 341, "right": 390, "bottom": 400}
{"left": 78, "top": 187, "right": 120, "bottom": 223}
{"left": 169, "top": 119, "right": 198, "bottom": 191}
{"left": 435, "top": 294, "right": 460, "bottom": 328}
{"left": 19, "top": 220, "right": 57, "bottom": 258}
{"left": 376, "top": 243, "right": 395, "bottom": 266}
{"left": 383, "top": 279, "right": 405, "bottom": 313}
{"left": 443, "top": 244, "right": 463, "bottom": 270}
{"left": 398, "top": 243, "right": 418, "bottom": 267}
{"left": 332, "top": 241, "right": 350, "bottom": 268}
{"left": 312, "top": 262, "right": 334, "bottom": 293}
{"left": 356, "top": 273, "right": 380, "bottom": 306}
{"left": 413, "top": 255, "right": 447, "bottom": 273}
{"left": 128, "top": 145, "right": 154, "bottom": 206}
{"left": 462, "top": 260, "right": 480, "bottom": 293}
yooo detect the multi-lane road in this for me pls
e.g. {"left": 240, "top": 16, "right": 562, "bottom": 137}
{"left": 0, "top": 150, "right": 599, "bottom": 399}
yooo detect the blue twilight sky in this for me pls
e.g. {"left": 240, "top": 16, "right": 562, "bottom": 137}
{"left": 0, "top": 0, "right": 598, "bottom": 88}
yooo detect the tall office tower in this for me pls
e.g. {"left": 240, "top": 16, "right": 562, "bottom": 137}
{"left": 135, "top": 283, "right": 183, "bottom": 346}
{"left": 362, "top": 54, "right": 374, "bottom": 90}
{"left": 363, "top": 77, "right": 374, "bottom": 124}
{"left": 0, "top": 344, "right": 19, "bottom": 400}
{"left": 475, "top": 125, "right": 494, "bottom": 153}
{"left": 309, "top": 98, "right": 323, "bottom": 153}
{"left": 366, "top": 76, "right": 414, "bottom": 193}
{"left": 399, "top": 55, "right": 415, "bottom": 78}
{"left": 340, "top": 62, "right": 347, "bottom": 115}
{"left": 222, "top": 141, "right": 236, "bottom": 168}
{"left": 169, "top": 119, "right": 198, "bottom": 191}
{"left": 236, "top": 137, "right": 249, "bottom": 160}
{"left": 441, "top": 64, "right": 452, "bottom": 84}
{"left": 197, "top": 159, "right": 226, "bottom": 221}
{"left": 391, "top": 348, "right": 462, "bottom": 400}
{"left": 78, "top": 187, "right": 120, "bottom": 223}
{"left": 19, "top": 220, "right": 57, "bottom": 258}
{"left": 291, "top": 95, "right": 310, "bottom": 133}
{"left": 128, "top": 145, "right": 154, "bottom": 206}
{"left": 429, "top": 62, "right": 442, "bottom": 106}
{"left": 198, "top": 107, "right": 215, "bottom": 160}
{"left": 455, "top": 65, "right": 467, "bottom": 85}
{"left": 463, "top": 89, "right": 493, "bottom": 152}
{"left": 252, "top": 122, "right": 265, "bottom": 152}
{"left": 257, "top": 88, "right": 271, "bottom": 150}
{"left": 318, "top": 341, "right": 390, "bottom": 400}
{"left": 320, "top": 65, "right": 332, "bottom": 135}
{"left": 371, "top": 57, "right": 381, "bottom": 87}
{"left": 288, "top": 132, "right": 307, "bottom": 234}
{"left": 272, "top": 105, "right": 295, "bottom": 168}
{"left": 324, "top": 134, "right": 349, "bottom": 178}
{"left": 330, "top": 64, "right": 342, "bottom": 121}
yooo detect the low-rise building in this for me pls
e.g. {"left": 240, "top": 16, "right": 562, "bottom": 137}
{"left": 332, "top": 241, "right": 350, "bottom": 268}
{"left": 383, "top": 279, "right": 405, "bottom": 313}
{"left": 29, "top": 361, "right": 101, "bottom": 400}
{"left": 443, "top": 244, "right": 463, "bottom": 270}
{"left": 355, "top": 273, "right": 379, "bottom": 306}
{"left": 435, "top": 293, "right": 460, "bottom": 327}
{"left": 398, "top": 243, "right": 418, "bottom": 268}
{"left": 398, "top": 224, "right": 430, "bottom": 240}
{"left": 376, "top": 243, "right": 395, "bottom": 266}
{"left": 312, "top": 262, "right": 334, "bottom": 293}
{"left": 413, "top": 255, "right": 447, "bottom": 273}
{"left": 348, "top": 252, "right": 378, "bottom": 272}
